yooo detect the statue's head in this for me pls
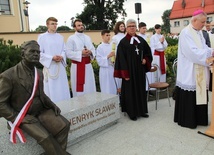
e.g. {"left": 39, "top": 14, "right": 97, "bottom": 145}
{"left": 21, "top": 40, "right": 40, "bottom": 67}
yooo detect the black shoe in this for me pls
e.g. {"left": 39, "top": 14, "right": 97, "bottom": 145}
{"left": 141, "top": 114, "right": 149, "bottom": 118}
{"left": 129, "top": 116, "right": 137, "bottom": 121}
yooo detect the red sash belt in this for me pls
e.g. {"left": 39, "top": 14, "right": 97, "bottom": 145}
{"left": 72, "top": 57, "right": 90, "bottom": 92}
{"left": 154, "top": 50, "right": 166, "bottom": 74}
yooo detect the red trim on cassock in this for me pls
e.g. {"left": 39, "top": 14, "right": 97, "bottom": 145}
{"left": 154, "top": 50, "right": 166, "bottom": 74}
{"left": 72, "top": 57, "right": 90, "bottom": 92}
{"left": 114, "top": 70, "right": 129, "bottom": 78}
{"left": 144, "top": 57, "right": 151, "bottom": 73}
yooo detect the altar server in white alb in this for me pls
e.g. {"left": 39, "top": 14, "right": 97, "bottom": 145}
{"left": 174, "top": 10, "right": 214, "bottom": 129}
{"left": 66, "top": 19, "right": 96, "bottom": 97}
{"left": 138, "top": 22, "right": 154, "bottom": 93}
{"left": 138, "top": 22, "right": 149, "bottom": 42}
{"left": 37, "top": 17, "right": 71, "bottom": 103}
{"left": 96, "top": 29, "right": 117, "bottom": 95}
{"left": 150, "top": 24, "right": 168, "bottom": 82}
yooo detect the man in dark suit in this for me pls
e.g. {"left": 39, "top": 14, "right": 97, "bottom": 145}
{"left": 202, "top": 29, "right": 211, "bottom": 47}
{"left": 0, "top": 40, "right": 71, "bottom": 155}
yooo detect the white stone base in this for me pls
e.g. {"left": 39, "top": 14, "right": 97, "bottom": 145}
{"left": 0, "top": 92, "right": 120, "bottom": 155}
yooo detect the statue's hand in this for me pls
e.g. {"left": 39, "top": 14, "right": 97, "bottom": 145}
{"left": 52, "top": 105, "right": 61, "bottom": 116}
{"left": 22, "top": 115, "right": 38, "bottom": 124}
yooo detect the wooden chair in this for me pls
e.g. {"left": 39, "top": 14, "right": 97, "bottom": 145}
{"left": 147, "top": 64, "right": 171, "bottom": 110}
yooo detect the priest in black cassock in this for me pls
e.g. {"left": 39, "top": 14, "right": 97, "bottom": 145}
{"left": 114, "top": 19, "right": 153, "bottom": 121}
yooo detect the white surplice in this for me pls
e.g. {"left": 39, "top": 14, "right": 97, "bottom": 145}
{"left": 66, "top": 32, "right": 96, "bottom": 97}
{"left": 150, "top": 33, "right": 168, "bottom": 82}
{"left": 111, "top": 33, "right": 125, "bottom": 90}
{"left": 176, "top": 25, "right": 212, "bottom": 91}
{"left": 138, "top": 33, "right": 153, "bottom": 91}
{"left": 96, "top": 42, "right": 117, "bottom": 95}
{"left": 37, "top": 32, "right": 71, "bottom": 103}
{"left": 138, "top": 33, "right": 148, "bottom": 41}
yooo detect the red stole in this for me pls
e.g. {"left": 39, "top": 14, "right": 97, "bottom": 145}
{"left": 154, "top": 50, "right": 166, "bottom": 74}
{"left": 72, "top": 57, "right": 90, "bottom": 92}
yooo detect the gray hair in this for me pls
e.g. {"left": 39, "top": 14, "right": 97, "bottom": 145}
{"left": 126, "top": 19, "right": 136, "bottom": 26}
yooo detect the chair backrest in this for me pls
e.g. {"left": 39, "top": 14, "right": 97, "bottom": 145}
{"left": 146, "top": 65, "right": 159, "bottom": 90}
{"left": 172, "top": 58, "right": 177, "bottom": 76}
{"left": 151, "top": 64, "right": 161, "bottom": 83}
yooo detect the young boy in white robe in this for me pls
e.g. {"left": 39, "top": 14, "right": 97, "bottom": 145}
{"left": 38, "top": 17, "right": 71, "bottom": 103}
{"left": 96, "top": 29, "right": 117, "bottom": 94}
{"left": 150, "top": 24, "right": 168, "bottom": 82}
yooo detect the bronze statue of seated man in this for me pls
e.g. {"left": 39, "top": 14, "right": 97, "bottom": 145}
{"left": 0, "top": 40, "right": 71, "bottom": 155}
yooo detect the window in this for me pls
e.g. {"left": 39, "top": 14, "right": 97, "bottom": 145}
{"left": 207, "top": 17, "right": 213, "bottom": 23}
{"left": 183, "top": 20, "right": 189, "bottom": 26}
{"left": 174, "top": 21, "right": 180, "bottom": 27}
{"left": 0, "top": 0, "right": 11, "bottom": 15}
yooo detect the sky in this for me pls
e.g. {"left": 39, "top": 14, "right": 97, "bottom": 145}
{"left": 27, "top": 0, "right": 175, "bottom": 30}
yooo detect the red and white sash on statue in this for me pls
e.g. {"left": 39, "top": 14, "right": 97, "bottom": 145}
{"left": 8, "top": 67, "right": 39, "bottom": 144}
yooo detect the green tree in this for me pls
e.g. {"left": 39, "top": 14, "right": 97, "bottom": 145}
{"left": 76, "top": 0, "right": 127, "bottom": 30}
{"left": 0, "top": 39, "right": 22, "bottom": 73}
{"left": 161, "top": 9, "right": 171, "bottom": 34}
{"left": 34, "top": 25, "right": 47, "bottom": 32}
{"left": 57, "top": 26, "right": 71, "bottom": 31}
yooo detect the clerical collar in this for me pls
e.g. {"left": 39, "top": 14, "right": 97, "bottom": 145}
{"left": 125, "top": 33, "right": 138, "bottom": 41}
{"left": 125, "top": 34, "right": 140, "bottom": 45}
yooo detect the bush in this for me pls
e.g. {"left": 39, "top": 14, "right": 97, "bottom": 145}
{"left": 91, "top": 59, "right": 100, "bottom": 92}
{"left": 165, "top": 37, "right": 178, "bottom": 46}
{"left": 165, "top": 45, "right": 178, "bottom": 80}
{"left": 0, "top": 39, "right": 22, "bottom": 73}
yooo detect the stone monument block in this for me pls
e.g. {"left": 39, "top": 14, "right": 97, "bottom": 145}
{"left": 58, "top": 92, "right": 120, "bottom": 145}
{"left": 0, "top": 92, "right": 120, "bottom": 155}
